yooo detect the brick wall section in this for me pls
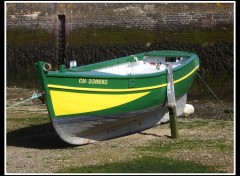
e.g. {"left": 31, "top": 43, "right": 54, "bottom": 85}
{"left": 6, "top": 2, "right": 234, "bottom": 86}
{"left": 7, "top": 3, "right": 56, "bottom": 31}
{"left": 7, "top": 3, "right": 233, "bottom": 32}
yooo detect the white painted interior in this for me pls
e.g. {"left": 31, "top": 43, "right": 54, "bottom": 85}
{"left": 95, "top": 56, "right": 188, "bottom": 75}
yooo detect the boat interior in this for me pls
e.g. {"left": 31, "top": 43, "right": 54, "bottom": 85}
{"left": 94, "top": 55, "right": 189, "bottom": 75}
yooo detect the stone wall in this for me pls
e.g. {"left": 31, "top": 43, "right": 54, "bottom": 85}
{"left": 6, "top": 2, "right": 234, "bottom": 88}
{"left": 7, "top": 3, "right": 233, "bottom": 31}
{"left": 7, "top": 3, "right": 233, "bottom": 47}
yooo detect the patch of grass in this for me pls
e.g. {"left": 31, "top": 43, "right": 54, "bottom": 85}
{"left": 6, "top": 114, "right": 50, "bottom": 134}
{"left": 178, "top": 119, "right": 210, "bottom": 129}
{"left": 209, "top": 120, "right": 232, "bottom": 129}
{"left": 137, "top": 138, "right": 232, "bottom": 153}
{"left": 58, "top": 156, "right": 218, "bottom": 173}
{"left": 7, "top": 114, "right": 49, "bottom": 124}
{"left": 178, "top": 118, "right": 233, "bottom": 130}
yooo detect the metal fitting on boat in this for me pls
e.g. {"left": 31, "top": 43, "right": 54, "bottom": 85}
{"left": 70, "top": 61, "right": 77, "bottom": 68}
{"left": 43, "top": 63, "right": 52, "bottom": 71}
{"left": 156, "top": 62, "right": 161, "bottom": 70}
{"left": 131, "top": 55, "right": 138, "bottom": 62}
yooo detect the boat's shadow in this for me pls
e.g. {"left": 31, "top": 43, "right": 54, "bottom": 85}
{"left": 7, "top": 123, "right": 170, "bottom": 149}
{"left": 138, "top": 131, "right": 163, "bottom": 138}
{"left": 7, "top": 122, "right": 74, "bottom": 149}
{"left": 138, "top": 131, "right": 171, "bottom": 138}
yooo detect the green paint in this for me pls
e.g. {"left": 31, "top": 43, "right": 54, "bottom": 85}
{"left": 34, "top": 51, "right": 199, "bottom": 145}
{"left": 35, "top": 51, "right": 199, "bottom": 117}
{"left": 58, "top": 156, "right": 217, "bottom": 173}
{"left": 7, "top": 28, "right": 54, "bottom": 48}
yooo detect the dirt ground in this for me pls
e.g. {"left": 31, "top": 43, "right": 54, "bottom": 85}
{"left": 5, "top": 87, "right": 234, "bottom": 173}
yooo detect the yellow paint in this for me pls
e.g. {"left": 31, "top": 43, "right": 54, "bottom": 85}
{"left": 50, "top": 90, "right": 149, "bottom": 116}
{"left": 48, "top": 65, "right": 199, "bottom": 92}
{"left": 173, "top": 65, "right": 199, "bottom": 84}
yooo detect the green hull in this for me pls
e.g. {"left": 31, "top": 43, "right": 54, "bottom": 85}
{"left": 35, "top": 50, "right": 199, "bottom": 145}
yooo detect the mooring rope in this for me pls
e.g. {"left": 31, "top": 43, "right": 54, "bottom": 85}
{"left": 6, "top": 93, "right": 43, "bottom": 110}
{"left": 196, "top": 72, "right": 224, "bottom": 106}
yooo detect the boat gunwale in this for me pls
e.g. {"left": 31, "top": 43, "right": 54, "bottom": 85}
{"left": 47, "top": 65, "right": 199, "bottom": 93}
{"left": 46, "top": 52, "right": 199, "bottom": 79}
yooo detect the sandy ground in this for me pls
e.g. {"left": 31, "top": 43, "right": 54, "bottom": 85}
{"left": 5, "top": 87, "right": 234, "bottom": 173}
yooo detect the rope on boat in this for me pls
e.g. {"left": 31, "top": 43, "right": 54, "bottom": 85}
{"left": 196, "top": 72, "right": 224, "bottom": 106}
{"left": 6, "top": 93, "right": 43, "bottom": 110}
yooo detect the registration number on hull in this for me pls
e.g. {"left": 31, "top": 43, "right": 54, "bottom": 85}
{"left": 79, "top": 78, "right": 108, "bottom": 85}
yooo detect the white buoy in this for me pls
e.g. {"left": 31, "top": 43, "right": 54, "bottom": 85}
{"left": 182, "top": 104, "right": 195, "bottom": 117}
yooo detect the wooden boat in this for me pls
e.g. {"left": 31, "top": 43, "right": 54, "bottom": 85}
{"left": 35, "top": 50, "right": 199, "bottom": 145}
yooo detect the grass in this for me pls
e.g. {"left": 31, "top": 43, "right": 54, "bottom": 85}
{"left": 178, "top": 119, "right": 210, "bottom": 129}
{"left": 137, "top": 138, "right": 232, "bottom": 153}
{"left": 57, "top": 118, "right": 233, "bottom": 173}
{"left": 7, "top": 115, "right": 49, "bottom": 124}
{"left": 6, "top": 101, "right": 234, "bottom": 173}
{"left": 59, "top": 156, "right": 217, "bottom": 173}
{"left": 6, "top": 113, "right": 50, "bottom": 133}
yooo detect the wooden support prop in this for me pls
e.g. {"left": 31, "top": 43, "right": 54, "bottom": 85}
{"left": 166, "top": 63, "right": 179, "bottom": 139}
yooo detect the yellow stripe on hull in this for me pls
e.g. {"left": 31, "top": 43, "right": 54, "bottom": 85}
{"left": 50, "top": 90, "right": 150, "bottom": 116}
